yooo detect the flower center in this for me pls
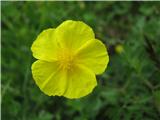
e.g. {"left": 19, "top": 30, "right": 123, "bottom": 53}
{"left": 58, "top": 49, "right": 76, "bottom": 71}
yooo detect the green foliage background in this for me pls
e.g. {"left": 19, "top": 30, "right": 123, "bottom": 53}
{"left": 1, "top": 1, "right": 160, "bottom": 120}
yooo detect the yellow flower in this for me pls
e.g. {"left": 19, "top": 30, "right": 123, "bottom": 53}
{"left": 115, "top": 44, "right": 124, "bottom": 54}
{"left": 31, "top": 20, "right": 109, "bottom": 99}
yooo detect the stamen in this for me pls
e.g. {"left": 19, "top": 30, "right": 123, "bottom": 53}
{"left": 58, "top": 49, "right": 76, "bottom": 71}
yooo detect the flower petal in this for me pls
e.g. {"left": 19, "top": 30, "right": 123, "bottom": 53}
{"left": 31, "top": 60, "right": 67, "bottom": 96}
{"left": 63, "top": 64, "right": 97, "bottom": 99}
{"left": 31, "top": 60, "right": 97, "bottom": 98}
{"left": 55, "top": 20, "right": 95, "bottom": 51}
{"left": 76, "top": 39, "right": 109, "bottom": 75}
{"left": 31, "top": 28, "right": 60, "bottom": 61}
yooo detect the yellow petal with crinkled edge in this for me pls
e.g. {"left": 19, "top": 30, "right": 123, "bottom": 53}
{"left": 31, "top": 60, "right": 67, "bottom": 96}
{"left": 31, "top": 28, "right": 60, "bottom": 62}
{"left": 76, "top": 39, "right": 109, "bottom": 75}
{"left": 31, "top": 60, "right": 97, "bottom": 98}
{"left": 63, "top": 64, "right": 97, "bottom": 99}
{"left": 55, "top": 20, "right": 95, "bottom": 51}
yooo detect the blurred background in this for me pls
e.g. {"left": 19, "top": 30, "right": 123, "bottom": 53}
{"left": 1, "top": 1, "right": 160, "bottom": 120}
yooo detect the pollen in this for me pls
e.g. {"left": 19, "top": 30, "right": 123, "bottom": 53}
{"left": 58, "top": 49, "right": 76, "bottom": 71}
